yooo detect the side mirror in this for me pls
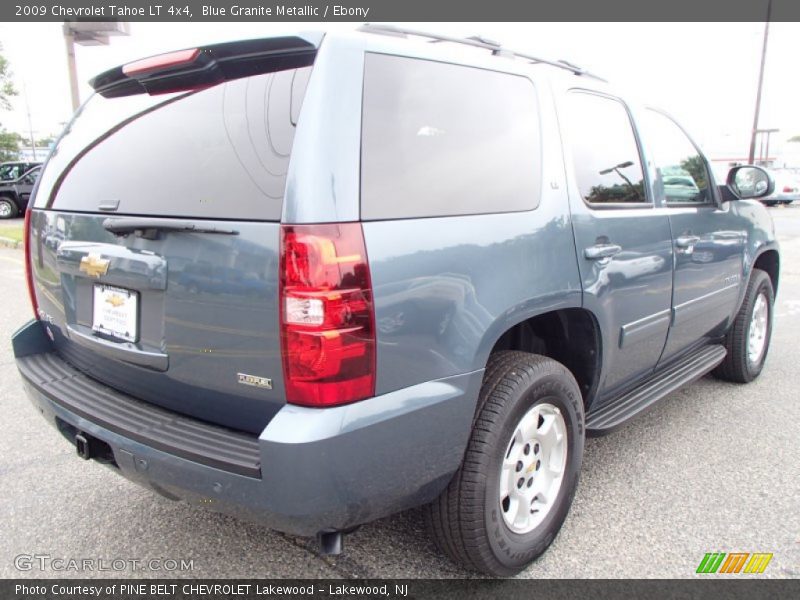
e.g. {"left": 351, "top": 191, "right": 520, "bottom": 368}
{"left": 725, "top": 165, "right": 774, "bottom": 201}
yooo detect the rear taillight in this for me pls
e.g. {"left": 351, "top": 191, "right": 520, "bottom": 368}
{"left": 280, "top": 223, "right": 376, "bottom": 407}
{"left": 783, "top": 186, "right": 794, "bottom": 193}
{"left": 23, "top": 208, "right": 39, "bottom": 319}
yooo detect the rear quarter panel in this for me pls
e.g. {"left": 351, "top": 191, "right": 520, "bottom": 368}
{"left": 361, "top": 73, "right": 582, "bottom": 394}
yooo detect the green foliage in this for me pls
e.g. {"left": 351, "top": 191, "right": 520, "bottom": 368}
{"left": 680, "top": 155, "right": 709, "bottom": 190}
{"left": 586, "top": 181, "right": 646, "bottom": 204}
{"left": 789, "top": 135, "right": 800, "bottom": 143}
{"left": 0, "top": 129, "right": 23, "bottom": 162}
{"left": 0, "top": 43, "right": 17, "bottom": 111}
{"left": 0, "top": 223, "right": 23, "bottom": 243}
{"left": 0, "top": 43, "right": 22, "bottom": 161}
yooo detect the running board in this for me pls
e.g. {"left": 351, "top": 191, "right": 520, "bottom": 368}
{"left": 586, "top": 345, "right": 727, "bottom": 435}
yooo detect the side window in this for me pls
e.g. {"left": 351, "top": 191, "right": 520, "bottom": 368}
{"left": 640, "top": 109, "right": 711, "bottom": 205}
{"left": 22, "top": 169, "right": 40, "bottom": 185}
{"left": 7, "top": 165, "right": 22, "bottom": 180}
{"left": 564, "top": 92, "right": 648, "bottom": 205}
{"left": 361, "top": 54, "right": 541, "bottom": 220}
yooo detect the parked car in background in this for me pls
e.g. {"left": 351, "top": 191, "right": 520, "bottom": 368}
{"left": 663, "top": 173, "right": 702, "bottom": 202}
{"left": 0, "top": 166, "right": 41, "bottom": 219}
{"left": 0, "top": 161, "right": 41, "bottom": 181}
{"left": 760, "top": 170, "right": 800, "bottom": 206}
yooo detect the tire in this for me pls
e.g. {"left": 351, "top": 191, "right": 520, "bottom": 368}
{"left": 425, "top": 351, "right": 585, "bottom": 576}
{"left": 0, "top": 196, "right": 18, "bottom": 219}
{"left": 713, "top": 268, "right": 774, "bottom": 383}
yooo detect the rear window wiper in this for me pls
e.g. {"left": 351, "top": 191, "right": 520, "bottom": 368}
{"left": 103, "top": 217, "right": 239, "bottom": 239}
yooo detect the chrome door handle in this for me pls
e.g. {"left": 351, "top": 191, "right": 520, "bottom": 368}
{"left": 584, "top": 243, "right": 622, "bottom": 260}
{"left": 675, "top": 235, "right": 700, "bottom": 248}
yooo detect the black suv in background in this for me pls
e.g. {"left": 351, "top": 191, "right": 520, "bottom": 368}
{"left": 0, "top": 166, "right": 41, "bottom": 219}
{"left": 0, "top": 161, "right": 41, "bottom": 181}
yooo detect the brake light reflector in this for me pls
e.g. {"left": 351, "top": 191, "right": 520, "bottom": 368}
{"left": 280, "top": 223, "right": 376, "bottom": 407}
{"left": 23, "top": 208, "right": 39, "bottom": 320}
{"left": 783, "top": 186, "right": 794, "bottom": 193}
{"left": 122, "top": 48, "right": 201, "bottom": 76}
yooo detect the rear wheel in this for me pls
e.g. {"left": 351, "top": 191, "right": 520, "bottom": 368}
{"left": 425, "top": 351, "right": 584, "bottom": 576}
{"left": 0, "top": 196, "right": 17, "bottom": 219}
{"left": 713, "top": 268, "right": 774, "bottom": 383}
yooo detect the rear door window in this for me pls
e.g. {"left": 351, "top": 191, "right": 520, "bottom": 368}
{"left": 564, "top": 91, "right": 649, "bottom": 206}
{"left": 21, "top": 168, "right": 41, "bottom": 185}
{"left": 0, "top": 164, "right": 25, "bottom": 180}
{"left": 361, "top": 54, "right": 541, "bottom": 220}
{"left": 37, "top": 67, "right": 312, "bottom": 221}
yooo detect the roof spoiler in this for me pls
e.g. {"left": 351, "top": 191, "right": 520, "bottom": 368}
{"left": 89, "top": 33, "right": 323, "bottom": 98}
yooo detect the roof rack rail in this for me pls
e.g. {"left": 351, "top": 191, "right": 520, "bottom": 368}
{"left": 358, "top": 24, "right": 606, "bottom": 82}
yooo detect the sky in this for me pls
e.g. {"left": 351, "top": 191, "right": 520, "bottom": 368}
{"left": 1, "top": 21, "right": 799, "bottom": 164}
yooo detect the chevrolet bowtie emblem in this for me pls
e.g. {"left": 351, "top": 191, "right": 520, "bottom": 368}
{"left": 105, "top": 294, "right": 126, "bottom": 308}
{"left": 79, "top": 253, "right": 110, "bottom": 278}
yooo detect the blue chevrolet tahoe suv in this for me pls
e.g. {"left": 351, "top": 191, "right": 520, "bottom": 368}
{"left": 12, "top": 26, "right": 780, "bottom": 576}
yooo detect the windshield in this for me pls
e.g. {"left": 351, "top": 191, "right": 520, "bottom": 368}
{"left": 35, "top": 66, "right": 312, "bottom": 221}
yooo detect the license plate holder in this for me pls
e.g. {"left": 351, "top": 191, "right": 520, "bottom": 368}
{"left": 92, "top": 284, "right": 138, "bottom": 342}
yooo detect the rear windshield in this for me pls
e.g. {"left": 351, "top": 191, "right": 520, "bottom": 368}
{"left": 35, "top": 66, "right": 312, "bottom": 221}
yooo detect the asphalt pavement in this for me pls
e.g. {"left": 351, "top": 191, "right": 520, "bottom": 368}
{"left": 1, "top": 207, "right": 798, "bottom": 579}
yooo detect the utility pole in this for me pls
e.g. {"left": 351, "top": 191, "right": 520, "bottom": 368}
{"left": 22, "top": 81, "right": 37, "bottom": 160}
{"left": 748, "top": 0, "right": 772, "bottom": 164}
{"left": 63, "top": 26, "right": 81, "bottom": 112}
{"left": 62, "top": 22, "right": 130, "bottom": 113}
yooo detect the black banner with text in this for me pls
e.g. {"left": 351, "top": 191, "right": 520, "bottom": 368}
{"left": 3, "top": 0, "right": 800, "bottom": 22}
{"left": 6, "top": 579, "right": 800, "bottom": 600}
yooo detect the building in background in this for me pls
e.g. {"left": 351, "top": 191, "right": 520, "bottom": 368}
{"left": 16, "top": 145, "right": 51, "bottom": 162}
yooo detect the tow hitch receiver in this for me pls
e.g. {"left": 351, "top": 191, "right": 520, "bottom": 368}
{"left": 75, "top": 432, "right": 102, "bottom": 460}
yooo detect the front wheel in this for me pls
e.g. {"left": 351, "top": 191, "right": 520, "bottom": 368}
{"left": 425, "top": 351, "right": 584, "bottom": 576}
{"left": 713, "top": 268, "right": 774, "bottom": 383}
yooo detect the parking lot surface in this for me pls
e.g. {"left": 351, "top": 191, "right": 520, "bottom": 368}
{"left": 1, "top": 206, "right": 799, "bottom": 579}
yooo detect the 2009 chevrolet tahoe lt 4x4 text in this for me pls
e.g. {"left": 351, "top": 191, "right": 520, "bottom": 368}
{"left": 12, "top": 26, "right": 779, "bottom": 576}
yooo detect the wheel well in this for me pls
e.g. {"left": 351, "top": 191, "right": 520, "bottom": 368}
{"left": 753, "top": 250, "right": 779, "bottom": 295}
{"left": 489, "top": 308, "right": 601, "bottom": 407}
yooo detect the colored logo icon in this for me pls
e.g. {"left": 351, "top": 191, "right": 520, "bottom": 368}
{"left": 696, "top": 552, "right": 773, "bottom": 574}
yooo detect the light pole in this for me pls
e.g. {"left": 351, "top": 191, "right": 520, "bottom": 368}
{"left": 748, "top": 0, "right": 772, "bottom": 164}
{"left": 22, "top": 81, "right": 37, "bottom": 160}
{"left": 63, "top": 22, "right": 130, "bottom": 112}
{"left": 600, "top": 161, "right": 636, "bottom": 189}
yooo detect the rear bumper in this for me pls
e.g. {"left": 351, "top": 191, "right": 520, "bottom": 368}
{"left": 13, "top": 320, "right": 483, "bottom": 536}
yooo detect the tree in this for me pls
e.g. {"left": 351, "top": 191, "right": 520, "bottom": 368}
{"left": 0, "top": 44, "right": 21, "bottom": 161}
{"left": 789, "top": 135, "right": 800, "bottom": 143}
{"left": 0, "top": 130, "right": 22, "bottom": 162}
{"left": 0, "top": 43, "right": 17, "bottom": 111}
{"left": 680, "top": 155, "right": 709, "bottom": 190}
